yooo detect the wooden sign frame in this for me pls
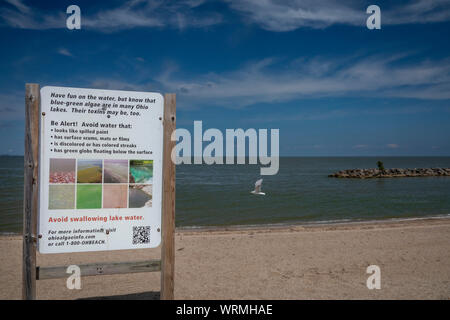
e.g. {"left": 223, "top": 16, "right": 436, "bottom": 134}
{"left": 22, "top": 83, "right": 176, "bottom": 300}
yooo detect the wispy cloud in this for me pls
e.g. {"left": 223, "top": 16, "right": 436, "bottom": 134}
{"left": 0, "top": 0, "right": 64, "bottom": 29}
{"left": 83, "top": 0, "right": 223, "bottom": 31}
{"left": 57, "top": 48, "right": 72, "bottom": 57}
{"left": 149, "top": 54, "right": 450, "bottom": 108}
{"left": 387, "top": 143, "right": 400, "bottom": 149}
{"left": 236, "top": 104, "right": 437, "bottom": 124}
{"left": 5, "top": 0, "right": 29, "bottom": 14}
{"left": 383, "top": 0, "right": 450, "bottom": 25}
{"left": 2, "top": 0, "right": 450, "bottom": 32}
{"left": 226, "top": 0, "right": 363, "bottom": 31}
{"left": 85, "top": 54, "right": 450, "bottom": 109}
{"left": 226, "top": 0, "right": 450, "bottom": 31}
{"left": 0, "top": 0, "right": 222, "bottom": 31}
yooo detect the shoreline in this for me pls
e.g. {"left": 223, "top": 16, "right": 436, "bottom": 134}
{"left": 176, "top": 214, "right": 450, "bottom": 233}
{"left": 2, "top": 214, "right": 450, "bottom": 237}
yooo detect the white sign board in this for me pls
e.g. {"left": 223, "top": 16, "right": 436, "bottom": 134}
{"left": 38, "top": 86, "right": 164, "bottom": 253}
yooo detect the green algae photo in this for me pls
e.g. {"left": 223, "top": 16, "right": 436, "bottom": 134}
{"left": 129, "top": 160, "right": 153, "bottom": 184}
{"left": 76, "top": 185, "right": 102, "bottom": 209}
{"left": 77, "top": 159, "right": 103, "bottom": 183}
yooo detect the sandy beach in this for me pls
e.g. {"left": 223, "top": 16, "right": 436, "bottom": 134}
{"left": 1, "top": 218, "right": 449, "bottom": 300}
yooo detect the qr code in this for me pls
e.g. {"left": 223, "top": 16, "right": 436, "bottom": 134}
{"left": 133, "top": 226, "right": 150, "bottom": 244}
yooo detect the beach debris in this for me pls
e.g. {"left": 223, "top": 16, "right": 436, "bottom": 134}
{"left": 251, "top": 178, "right": 266, "bottom": 195}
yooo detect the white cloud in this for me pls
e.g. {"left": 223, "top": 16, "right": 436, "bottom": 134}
{"left": 85, "top": 53, "right": 450, "bottom": 110}
{"left": 0, "top": 0, "right": 222, "bottom": 31}
{"left": 5, "top": 0, "right": 30, "bottom": 14}
{"left": 387, "top": 143, "right": 400, "bottom": 149}
{"left": 226, "top": 0, "right": 450, "bottom": 31}
{"left": 2, "top": 0, "right": 450, "bottom": 31}
{"left": 57, "top": 48, "right": 72, "bottom": 57}
{"left": 226, "top": 0, "right": 363, "bottom": 31}
{"left": 383, "top": 0, "right": 450, "bottom": 25}
{"left": 150, "top": 54, "right": 450, "bottom": 108}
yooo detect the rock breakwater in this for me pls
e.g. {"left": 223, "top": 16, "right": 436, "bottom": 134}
{"left": 329, "top": 168, "right": 450, "bottom": 178}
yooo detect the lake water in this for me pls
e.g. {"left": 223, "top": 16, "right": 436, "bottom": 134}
{"left": 1, "top": 156, "right": 450, "bottom": 233}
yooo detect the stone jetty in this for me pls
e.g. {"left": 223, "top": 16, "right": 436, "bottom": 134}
{"left": 329, "top": 168, "right": 450, "bottom": 179}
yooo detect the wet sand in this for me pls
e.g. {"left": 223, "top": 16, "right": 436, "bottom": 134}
{"left": 0, "top": 217, "right": 449, "bottom": 299}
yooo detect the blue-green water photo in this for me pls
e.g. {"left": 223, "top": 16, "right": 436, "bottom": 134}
{"left": 129, "top": 160, "right": 153, "bottom": 184}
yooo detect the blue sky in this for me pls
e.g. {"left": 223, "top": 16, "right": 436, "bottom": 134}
{"left": 0, "top": 0, "right": 449, "bottom": 156}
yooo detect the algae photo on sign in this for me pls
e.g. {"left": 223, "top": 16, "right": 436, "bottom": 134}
{"left": 104, "top": 159, "right": 128, "bottom": 183}
{"left": 129, "top": 184, "right": 152, "bottom": 208}
{"left": 103, "top": 184, "right": 128, "bottom": 208}
{"left": 48, "top": 185, "right": 75, "bottom": 209}
{"left": 77, "top": 159, "right": 103, "bottom": 183}
{"left": 77, "top": 185, "right": 102, "bottom": 209}
{"left": 129, "top": 160, "right": 153, "bottom": 184}
{"left": 49, "top": 158, "right": 76, "bottom": 183}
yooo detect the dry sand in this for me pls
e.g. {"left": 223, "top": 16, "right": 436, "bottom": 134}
{"left": 1, "top": 218, "right": 449, "bottom": 300}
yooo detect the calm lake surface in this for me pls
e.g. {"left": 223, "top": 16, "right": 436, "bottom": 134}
{"left": 1, "top": 156, "right": 450, "bottom": 233}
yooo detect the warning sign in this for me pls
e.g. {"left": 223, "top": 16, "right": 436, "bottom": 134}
{"left": 38, "top": 86, "right": 164, "bottom": 253}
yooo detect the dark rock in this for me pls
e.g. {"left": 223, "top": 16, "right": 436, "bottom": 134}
{"left": 328, "top": 167, "right": 450, "bottom": 179}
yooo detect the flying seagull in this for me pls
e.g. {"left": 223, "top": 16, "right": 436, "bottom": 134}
{"left": 251, "top": 178, "right": 265, "bottom": 195}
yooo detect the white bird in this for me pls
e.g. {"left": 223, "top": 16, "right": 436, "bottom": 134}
{"left": 251, "top": 178, "right": 265, "bottom": 195}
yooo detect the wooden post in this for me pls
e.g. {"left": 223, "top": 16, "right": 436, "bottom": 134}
{"left": 161, "top": 94, "right": 176, "bottom": 300}
{"left": 22, "top": 83, "right": 40, "bottom": 300}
